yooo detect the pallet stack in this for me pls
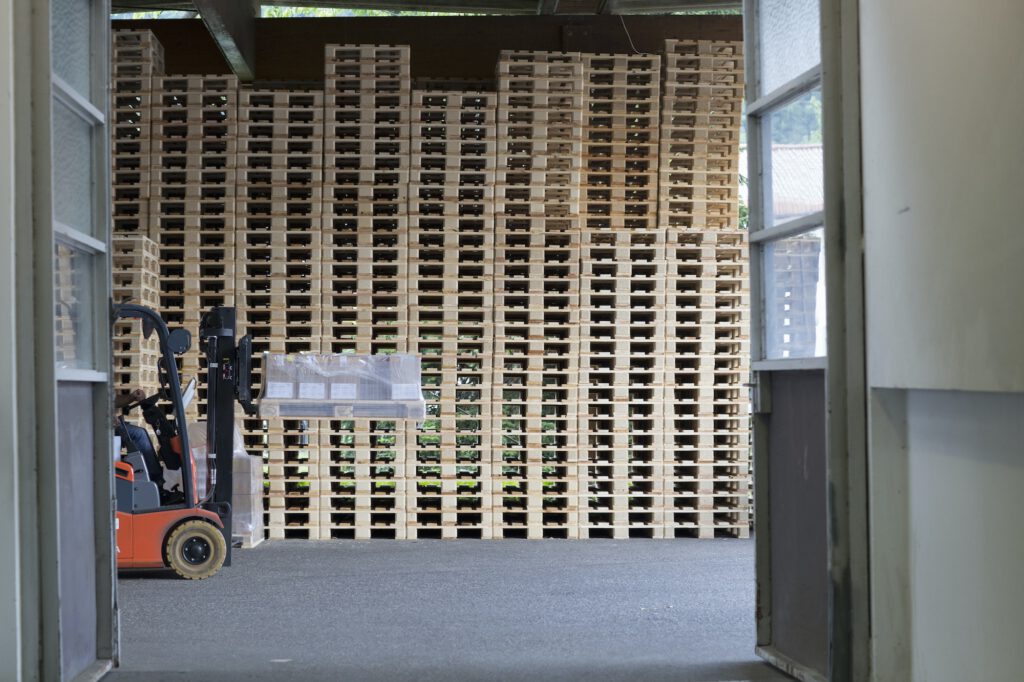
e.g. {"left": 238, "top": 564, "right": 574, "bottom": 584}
{"left": 493, "top": 51, "right": 584, "bottom": 539}
{"left": 406, "top": 90, "right": 497, "bottom": 538}
{"left": 764, "top": 234, "right": 822, "bottom": 358}
{"left": 108, "top": 34, "right": 752, "bottom": 541}
{"left": 110, "top": 236, "right": 162, "bottom": 394}
{"left": 578, "top": 53, "right": 666, "bottom": 538}
{"left": 320, "top": 45, "right": 412, "bottom": 538}
{"left": 111, "top": 29, "right": 163, "bottom": 236}
{"left": 54, "top": 244, "right": 81, "bottom": 368}
{"left": 110, "top": 31, "right": 165, "bottom": 394}
{"left": 235, "top": 87, "right": 325, "bottom": 539}
{"left": 660, "top": 39, "right": 750, "bottom": 538}
{"left": 150, "top": 75, "right": 239, "bottom": 419}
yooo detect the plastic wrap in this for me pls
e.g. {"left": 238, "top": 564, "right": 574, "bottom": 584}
{"left": 257, "top": 353, "right": 426, "bottom": 419}
{"left": 186, "top": 421, "right": 214, "bottom": 500}
{"left": 230, "top": 425, "right": 264, "bottom": 538}
{"left": 186, "top": 422, "right": 264, "bottom": 538}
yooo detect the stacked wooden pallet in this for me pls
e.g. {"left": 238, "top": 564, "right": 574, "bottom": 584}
{"left": 54, "top": 244, "right": 81, "bottom": 368}
{"left": 110, "top": 236, "right": 162, "bottom": 394}
{"left": 406, "top": 90, "right": 497, "bottom": 538}
{"left": 108, "top": 36, "right": 752, "bottom": 541}
{"left": 111, "top": 31, "right": 164, "bottom": 395}
{"left": 764, "top": 234, "right": 822, "bottom": 358}
{"left": 320, "top": 45, "right": 412, "bottom": 538}
{"left": 578, "top": 52, "right": 666, "bottom": 538}
{"left": 493, "top": 51, "right": 584, "bottom": 538}
{"left": 235, "top": 87, "right": 325, "bottom": 539}
{"left": 111, "top": 29, "right": 163, "bottom": 236}
{"left": 660, "top": 39, "right": 750, "bottom": 538}
{"left": 149, "top": 75, "right": 239, "bottom": 420}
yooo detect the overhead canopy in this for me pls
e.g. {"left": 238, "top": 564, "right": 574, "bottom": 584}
{"left": 111, "top": 0, "right": 740, "bottom": 83}
{"left": 112, "top": 0, "right": 740, "bottom": 15}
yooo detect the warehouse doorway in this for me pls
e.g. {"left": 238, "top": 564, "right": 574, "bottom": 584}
{"left": 105, "top": 4, "right": 833, "bottom": 682}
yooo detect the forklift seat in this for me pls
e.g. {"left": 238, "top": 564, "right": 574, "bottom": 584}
{"left": 121, "top": 452, "right": 161, "bottom": 512}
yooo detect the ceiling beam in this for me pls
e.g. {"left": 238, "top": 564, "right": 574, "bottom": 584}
{"left": 607, "top": 0, "right": 740, "bottom": 12}
{"left": 111, "top": 1, "right": 196, "bottom": 10}
{"left": 111, "top": 0, "right": 741, "bottom": 15}
{"left": 192, "top": 0, "right": 257, "bottom": 80}
{"left": 259, "top": 0, "right": 541, "bottom": 13}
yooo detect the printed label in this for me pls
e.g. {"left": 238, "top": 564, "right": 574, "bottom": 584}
{"left": 331, "top": 383, "right": 357, "bottom": 400}
{"left": 299, "top": 382, "right": 327, "bottom": 400}
{"left": 265, "top": 382, "right": 294, "bottom": 399}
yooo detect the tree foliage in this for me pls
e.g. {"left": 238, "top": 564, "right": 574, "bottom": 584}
{"left": 770, "top": 90, "right": 822, "bottom": 145}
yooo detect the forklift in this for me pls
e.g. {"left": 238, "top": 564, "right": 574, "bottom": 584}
{"left": 113, "top": 304, "right": 255, "bottom": 579}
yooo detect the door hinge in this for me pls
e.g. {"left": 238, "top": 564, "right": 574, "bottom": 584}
{"left": 746, "top": 373, "right": 772, "bottom": 415}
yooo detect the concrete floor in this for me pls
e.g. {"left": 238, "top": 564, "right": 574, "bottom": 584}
{"left": 107, "top": 539, "right": 790, "bottom": 682}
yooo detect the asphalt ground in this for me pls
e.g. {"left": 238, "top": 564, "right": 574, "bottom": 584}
{"left": 106, "top": 539, "right": 790, "bottom": 682}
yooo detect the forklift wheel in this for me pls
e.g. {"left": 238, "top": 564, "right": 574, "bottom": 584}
{"left": 165, "top": 520, "right": 226, "bottom": 580}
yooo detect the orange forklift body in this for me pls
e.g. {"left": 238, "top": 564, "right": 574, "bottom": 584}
{"left": 114, "top": 461, "right": 223, "bottom": 569}
{"left": 113, "top": 305, "right": 255, "bottom": 578}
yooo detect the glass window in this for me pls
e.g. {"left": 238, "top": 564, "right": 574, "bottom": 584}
{"left": 53, "top": 98, "right": 96, "bottom": 236}
{"left": 52, "top": 0, "right": 93, "bottom": 97}
{"left": 54, "top": 241, "right": 95, "bottom": 370}
{"left": 762, "top": 227, "right": 826, "bottom": 359}
{"left": 765, "top": 87, "right": 823, "bottom": 226}
{"left": 759, "top": 0, "right": 821, "bottom": 95}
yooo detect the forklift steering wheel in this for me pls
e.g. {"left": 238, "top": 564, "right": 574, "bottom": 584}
{"left": 123, "top": 392, "right": 160, "bottom": 413}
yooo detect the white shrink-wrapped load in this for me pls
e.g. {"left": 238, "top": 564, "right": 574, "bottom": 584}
{"left": 187, "top": 421, "right": 264, "bottom": 547}
{"left": 257, "top": 353, "right": 426, "bottom": 420}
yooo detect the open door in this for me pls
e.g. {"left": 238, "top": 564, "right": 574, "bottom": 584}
{"left": 743, "top": 0, "right": 868, "bottom": 679}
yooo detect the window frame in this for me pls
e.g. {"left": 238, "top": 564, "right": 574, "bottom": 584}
{"left": 46, "top": 0, "right": 117, "bottom": 674}
{"left": 51, "top": 3, "right": 110, "bottom": 384}
{"left": 745, "top": 3, "right": 826, "bottom": 370}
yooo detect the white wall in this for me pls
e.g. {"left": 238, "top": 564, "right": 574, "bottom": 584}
{"left": 906, "top": 390, "right": 1024, "bottom": 681}
{"left": 860, "top": 1, "right": 1024, "bottom": 680}
{"left": 860, "top": 0, "right": 1024, "bottom": 393}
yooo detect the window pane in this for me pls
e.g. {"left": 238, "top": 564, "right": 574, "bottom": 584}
{"left": 53, "top": 98, "right": 96, "bottom": 235}
{"left": 765, "top": 88, "right": 823, "bottom": 226}
{"left": 762, "top": 228, "right": 826, "bottom": 359}
{"left": 759, "top": 0, "right": 821, "bottom": 95}
{"left": 52, "top": 0, "right": 93, "bottom": 97}
{"left": 55, "top": 242, "right": 95, "bottom": 369}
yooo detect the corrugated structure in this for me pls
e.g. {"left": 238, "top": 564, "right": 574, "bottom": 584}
{"left": 110, "top": 31, "right": 749, "bottom": 540}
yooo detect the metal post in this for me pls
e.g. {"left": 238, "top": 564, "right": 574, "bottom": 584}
{"left": 201, "top": 307, "right": 238, "bottom": 565}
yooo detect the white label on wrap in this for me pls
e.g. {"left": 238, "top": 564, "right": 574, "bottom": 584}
{"left": 265, "top": 382, "right": 294, "bottom": 399}
{"left": 299, "top": 382, "right": 326, "bottom": 400}
{"left": 392, "top": 384, "right": 421, "bottom": 400}
{"left": 331, "top": 383, "right": 357, "bottom": 400}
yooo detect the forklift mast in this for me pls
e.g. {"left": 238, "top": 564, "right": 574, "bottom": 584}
{"left": 199, "top": 307, "right": 256, "bottom": 566}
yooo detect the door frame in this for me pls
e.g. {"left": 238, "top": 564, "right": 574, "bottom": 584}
{"left": 743, "top": 0, "right": 869, "bottom": 679}
{"left": 11, "top": 0, "right": 117, "bottom": 678}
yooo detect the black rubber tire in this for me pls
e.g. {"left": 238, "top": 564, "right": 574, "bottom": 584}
{"left": 165, "top": 520, "right": 226, "bottom": 580}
